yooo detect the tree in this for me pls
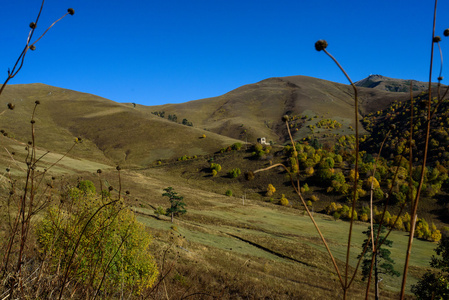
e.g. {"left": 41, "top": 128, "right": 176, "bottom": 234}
{"left": 412, "top": 235, "right": 449, "bottom": 299}
{"left": 162, "top": 187, "right": 187, "bottom": 222}
{"left": 36, "top": 182, "right": 159, "bottom": 297}
{"left": 358, "top": 224, "right": 400, "bottom": 299}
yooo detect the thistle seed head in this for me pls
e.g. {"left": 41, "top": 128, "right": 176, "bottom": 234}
{"left": 29, "top": 22, "right": 36, "bottom": 29}
{"left": 97, "top": 169, "right": 102, "bottom": 174}
{"left": 7, "top": 103, "right": 15, "bottom": 110}
{"left": 282, "top": 115, "right": 290, "bottom": 122}
{"left": 433, "top": 36, "right": 441, "bottom": 43}
{"left": 67, "top": 8, "right": 75, "bottom": 15}
{"left": 438, "top": 76, "right": 443, "bottom": 81}
{"left": 315, "top": 40, "right": 328, "bottom": 51}
{"left": 444, "top": 29, "right": 449, "bottom": 37}
{"left": 389, "top": 124, "right": 396, "bottom": 130}
{"left": 35, "top": 100, "right": 40, "bottom": 105}
{"left": 108, "top": 186, "right": 113, "bottom": 191}
{"left": 116, "top": 165, "right": 121, "bottom": 171}
{"left": 29, "top": 45, "right": 36, "bottom": 51}
{"left": 30, "top": 120, "right": 35, "bottom": 124}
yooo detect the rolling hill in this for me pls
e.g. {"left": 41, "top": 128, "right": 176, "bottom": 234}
{"left": 146, "top": 75, "right": 420, "bottom": 144}
{"left": 0, "top": 75, "right": 433, "bottom": 168}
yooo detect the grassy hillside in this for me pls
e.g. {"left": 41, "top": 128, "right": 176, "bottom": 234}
{"left": 146, "top": 75, "right": 417, "bottom": 145}
{"left": 0, "top": 83, "right": 243, "bottom": 168}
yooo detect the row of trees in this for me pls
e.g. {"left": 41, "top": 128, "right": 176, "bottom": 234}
{"left": 151, "top": 111, "right": 193, "bottom": 126}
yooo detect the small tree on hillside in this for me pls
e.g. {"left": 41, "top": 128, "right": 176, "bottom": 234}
{"left": 358, "top": 224, "right": 400, "bottom": 299}
{"left": 162, "top": 187, "right": 187, "bottom": 223}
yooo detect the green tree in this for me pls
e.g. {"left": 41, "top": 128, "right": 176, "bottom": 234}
{"left": 412, "top": 235, "right": 449, "bottom": 299}
{"left": 162, "top": 187, "right": 187, "bottom": 222}
{"left": 358, "top": 225, "right": 400, "bottom": 299}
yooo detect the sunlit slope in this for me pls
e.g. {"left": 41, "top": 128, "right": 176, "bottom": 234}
{"left": 0, "top": 83, "right": 242, "bottom": 167}
{"left": 146, "top": 75, "right": 413, "bottom": 143}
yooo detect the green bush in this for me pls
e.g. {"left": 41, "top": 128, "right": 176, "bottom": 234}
{"left": 225, "top": 190, "right": 233, "bottom": 197}
{"left": 154, "top": 206, "right": 166, "bottom": 218}
{"left": 228, "top": 168, "right": 241, "bottom": 178}
{"left": 232, "top": 142, "right": 242, "bottom": 150}
{"left": 210, "top": 163, "right": 222, "bottom": 172}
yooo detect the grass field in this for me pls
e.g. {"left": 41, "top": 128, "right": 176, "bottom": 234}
{"left": 120, "top": 162, "right": 436, "bottom": 299}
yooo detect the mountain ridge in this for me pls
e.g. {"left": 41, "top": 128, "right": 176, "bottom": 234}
{"left": 0, "top": 74, "right": 433, "bottom": 167}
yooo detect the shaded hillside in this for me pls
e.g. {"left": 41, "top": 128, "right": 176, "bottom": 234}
{"left": 0, "top": 83, "right": 242, "bottom": 168}
{"left": 147, "top": 75, "right": 416, "bottom": 144}
{"left": 355, "top": 74, "right": 442, "bottom": 93}
{"left": 362, "top": 88, "right": 449, "bottom": 166}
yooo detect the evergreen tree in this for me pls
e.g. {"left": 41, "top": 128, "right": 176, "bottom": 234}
{"left": 358, "top": 224, "right": 400, "bottom": 299}
{"left": 162, "top": 187, "right": 187, "bottom": 222}
{"left": 412, "top": 235, "right": 449, "bottom": 299}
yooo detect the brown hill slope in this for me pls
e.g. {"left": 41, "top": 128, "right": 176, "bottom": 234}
{"left": 0, "top": 75, "right": 421, "bottom": 168}
{"left": 0, "top": 84, "right": 242, "bottom": 168}
{"left": 146, "top": 75, "right": 416, "bottom": 143}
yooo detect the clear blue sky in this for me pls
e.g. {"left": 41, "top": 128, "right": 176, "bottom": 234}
{"left": 1, "top": 0, "right": 448, "bottom": 106}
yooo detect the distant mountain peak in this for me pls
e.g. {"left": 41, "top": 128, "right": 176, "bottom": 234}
{"left": 355, "top": 75, "right": 432, "bottom": 93}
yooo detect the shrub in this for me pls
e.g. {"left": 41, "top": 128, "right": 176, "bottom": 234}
{"left": 305, "top": 167, "right": 314, "bottom": 176}
{"left": 279, "top": 194, "right": 289, "bottom": 206}
{"left": 245, "top": 171, "right": 255, "bottom": 180}
{"left": 333, "top": 212, "right": 341, "bottom": 220}
{"left": 77, "top": 180, "right": 96, "bottom": 194}
{"left": 232, "top": 142, "right": 242, "bottom": 150}
{"left": 225, "top": 190, "right": 233, "bottom": 197}
{"left": 266, "top": 184, "right": 276, "bottom": 196}
{"left": 228, "top": 168, "right": 241, "bottom": 178}
{"left": 154, "top": 206, "right": 166, "bottom": 218}
{"left": 310, "top": 195, "right": 319, "bottom": 202}
{"left": 210, "top": 163, "right": 222, "bottom": 172}
{"left": 365, "top": 176, "right": 380, "bottom": 190}
{"left": 373, "top": 188, "right": 384, "bottom": 200}
{"left": 212, "top": 169, "right": 218, "bottom": 177}
{"left": 360, "top": 213, "right": 369, "bottom": 222}
{"left": 300, "top": 183, "right": 310, "bottom": 193}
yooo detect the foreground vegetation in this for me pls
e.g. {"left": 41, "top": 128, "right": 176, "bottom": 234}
{"left": 1, "top": 1, "right": 449, "bottom": 299}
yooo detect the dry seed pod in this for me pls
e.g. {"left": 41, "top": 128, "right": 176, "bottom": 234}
{"left": 315, "top": 40, "right": 328, "bottom": 51}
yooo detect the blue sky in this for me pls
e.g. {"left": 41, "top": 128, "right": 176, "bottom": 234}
{"left": 1, "top": 0, "right": 448, "bottom": 106}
